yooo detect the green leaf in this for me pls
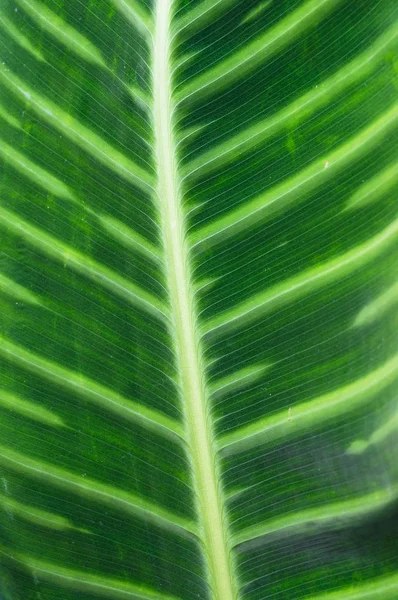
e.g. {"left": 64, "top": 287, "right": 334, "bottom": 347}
{"left": 0, "top": 1, "right": 397, "bottom": 599}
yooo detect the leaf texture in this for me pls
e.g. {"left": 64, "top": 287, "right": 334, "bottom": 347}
{"left": 0, "top": 1, "right": 397, "bottom": 599}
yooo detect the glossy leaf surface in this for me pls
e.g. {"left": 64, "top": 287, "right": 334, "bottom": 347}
{"left": 0, "top": 1, "right": 397, "bottom": 599}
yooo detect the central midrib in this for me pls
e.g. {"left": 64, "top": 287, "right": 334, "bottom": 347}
{"left": 152, "top": 1, "right": 236, "bottom": 599}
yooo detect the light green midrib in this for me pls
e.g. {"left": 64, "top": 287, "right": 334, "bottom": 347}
{"left": 152, "top": 1, "right": 236, "bottom": 599}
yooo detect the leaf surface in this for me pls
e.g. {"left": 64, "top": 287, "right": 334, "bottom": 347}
{"left": 0, "top": 1, "right": 397, "bottom": 599}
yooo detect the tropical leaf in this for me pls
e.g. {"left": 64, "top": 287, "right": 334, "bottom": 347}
{"left": 0, "top": 0, "right": 397, "bottom": 599}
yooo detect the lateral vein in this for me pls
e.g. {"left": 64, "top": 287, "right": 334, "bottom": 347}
{"left": 219, "top": 352, "right": 398, "bottom": 455}
{"left": 0, "top": 445, "right": 197, "bottom": 537}
{"left": 0, "top": 207, "right": 167, "bottom": 320}
{"left": 0, "top": 336, "right": 183, "bottom": 441}
{"left": 0, "top": 548, "right": 181, "bottom": 600}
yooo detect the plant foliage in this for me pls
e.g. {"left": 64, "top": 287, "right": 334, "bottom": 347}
{"left": 0, "top": 0, "right": 397, "bottom": 599}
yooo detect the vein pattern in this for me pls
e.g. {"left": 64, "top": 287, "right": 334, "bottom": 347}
{"left": 0, "top": 0, "right": 397, "bottom": 599}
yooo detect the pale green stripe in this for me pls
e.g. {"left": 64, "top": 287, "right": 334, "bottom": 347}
{"left": 209, "top": 364, "right": 271, "bottom": 399}
{"left": 0, "top": 336, "right": 183, "bottom": 440}
{"left": 353, "top": 281, "right": 398, "bottom": 327}
{"left": 0, "top": 493, "right": 87, "bottom": 532}
{"left": 0, "top": 102, "right": 21, "bottom": 129}
{"left": 177, "top": 123, "right": 207, "bottom": 146}
{"left": 203, "top": 215, "right": 398, "bottom": 337}
{"left": 0, "top": 445, "right": 197, "bottom": 537}
{"left": 0, "top": 140, "right": 75, "bottom": 200}
{"left": 15, "top": 0, "right": 105, "bottom": 66}
{"left": 13, "top": 0, "right": 151, "bottom": 107}
{"left": 98, "top": 215, "right": 162, "bottom": 263}
{"left": 344, "top": 162, "right": 398, "bottom": 211}
{"left": 184, "top": 25, "right": 398, "bottom": 181}
{"left": 191, "top": 105, "right": 398, "bottom": 249}
{"left": 241, "top": 1, "right": 273, "bottom": 25}
{"left": 110, "top": 0, "right": 152, "bottom": 38}
{"left": 233, "top": 486, "right": 397, "bottom": 546}
{"left": 175, "top": 0, "right": 237, "bottom": 38}
{"left": 0, "top": 64, "right": 154, "bottom": 193}
{"left": 177, "top": 0, "right": 343, "bottom": 105}
{"left": 128, "top": 85, "right": 151, "bottom": 112}
{"left": 0, "top": 272, "right": 42, "bottom": 305}
{"left": 0, "top": 208, "right": 167, "bottom": 319}
{"left": 219, "top": 352, "right": 398, "bottom": 455}
{"left": 194, "top": 276, "right": 219, "bottom": 294}
{"left": 0, "top": 549, "right": 183, "bottom": 600}
{"left": 304, "top": 574, "right": 398, "bottom": 600}
{"left": 0, "top": 11, "right": 44, "bottom": 61}
{"left": 0, "top": 389, "right": 63, "bottom": 427}
{"left": 174, "top": 50, "right": 202, "bottom": 72}
{"left": 347, "top": 411, "right": 398, "bottom": 455}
